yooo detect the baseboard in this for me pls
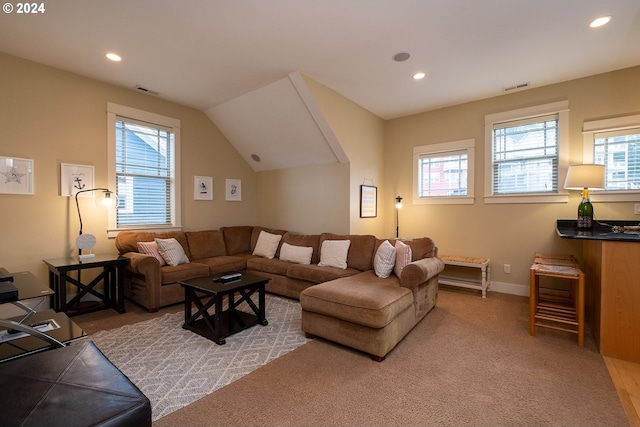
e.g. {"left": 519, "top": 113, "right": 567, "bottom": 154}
{"left": 489, "top": 281, "right": 529, "bottom": 297}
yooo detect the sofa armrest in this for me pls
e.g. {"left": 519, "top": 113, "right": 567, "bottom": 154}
{"left": 400, "top": 257, "right": 445, "bottom": 290}
{"left": 120, "top": 251, "right": 161, "bottom": 276}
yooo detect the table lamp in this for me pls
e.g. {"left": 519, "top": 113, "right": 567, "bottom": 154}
{"left": 75, "top": 188, "right": 118, "bottom": 260}
{"left": 564, "top": 164, "right": 605, "bottom": 229}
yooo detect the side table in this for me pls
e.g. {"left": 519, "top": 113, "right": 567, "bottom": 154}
{"left": 43, "top": 254, "right": 129, "bottom": 315}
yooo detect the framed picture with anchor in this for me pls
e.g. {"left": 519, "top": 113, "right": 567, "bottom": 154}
{"left": 60, "top": 163, "right": 95, "bottom": 197}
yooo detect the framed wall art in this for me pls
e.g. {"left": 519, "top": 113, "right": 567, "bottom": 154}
{"left": 360, "top": 185, "right": 377, "bottom": 218}
{"left": 194, "top": 176, "right": 213, "bottom": 200}
{"left": 0, "top": 156, "right": 34, "bottom": 195}
{"left": 60, "top": 163, "right": 95, "bottom": 197}
{"left": 225, "top": 179, "right": 241, "bottom": 201}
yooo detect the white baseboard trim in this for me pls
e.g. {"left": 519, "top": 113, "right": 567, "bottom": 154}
{"left": 489, "top": 281, "right": 529, "bottom": 297}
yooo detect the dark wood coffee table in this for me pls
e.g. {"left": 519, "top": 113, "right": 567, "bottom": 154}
{"left": 179, "top": 272, "right": 270, "bottom": 345}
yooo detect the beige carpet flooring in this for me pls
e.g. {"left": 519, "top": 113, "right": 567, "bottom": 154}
{"left": 153, "top": 288, "right": 628, "bottom": 426}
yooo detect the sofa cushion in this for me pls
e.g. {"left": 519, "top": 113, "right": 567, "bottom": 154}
{"left": 247, "top": 257, "right": 292, "bottom": 276}
{"left": 281, "top": 232, "right": 320, "bottom": 264}
{"left": 400, "top": 236, "right": 438, "bottom": 261}
{"left": 155, "top": 238, "right": 190, "bottom": 266}
{"left": 374, "top": 240, "right": 396, "bottom": 278}
{"left": 196, "top": 256, "right": 247, "bottom": 275}
{"left": 394, "top": 240, "right": 412, "bottom": 277}
{"left": 186, "top": 230, "right": 226, "bottom": 260}
{"left": 221, "top": 226, "right": 254, "bottom": 255}
{"left": 287, "top": 264, "right": 359, "bottom": 284}
{"left": 320, "top": 233, "right": 376, "bottom": 271}
{"left": 279, "top": 243, "right": 313, "bottom": 265}
{"left": 137, "top": 241, "right": 166, "bottom": 266}
{"left": 160, "top": 262, "right": 209, "bottom": 285}
{"left": 300, "top": 271, "right": 413, "bottom": 329}
{"left": 318, "top": 240, "right": 350, "bottom": 269}
{"left": 252, "top": 231, "right": 283, "bottom": 259}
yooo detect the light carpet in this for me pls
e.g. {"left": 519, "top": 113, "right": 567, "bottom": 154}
{"left": 91, "top": 294, "right": 311, "bottom": 421}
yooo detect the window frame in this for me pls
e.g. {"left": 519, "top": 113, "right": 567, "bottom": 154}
{"left": 107, "top": 102, "right": 182, "bottom": 237}
{"left": 484, "top": 100, "right": 569, "bottom": 204}
{"left": 413, "top": 138, "right": 475, "bottom": 205}
{"left": 583, "top": 113, "right": 640, "bottom": 203}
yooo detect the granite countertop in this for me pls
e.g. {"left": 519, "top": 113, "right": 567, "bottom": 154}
{"left": 557, "top": 219, "right": 640, "bottom": 241}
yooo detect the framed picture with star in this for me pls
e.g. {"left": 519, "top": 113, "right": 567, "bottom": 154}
{"left": 0, "top": 156, "right": 34, "bottom": 195}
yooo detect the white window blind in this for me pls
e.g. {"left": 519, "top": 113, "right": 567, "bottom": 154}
{"left": 115, "top": 117, "right": 175, "bottom": 227}
{"left": 594, "top": 127, "right": 640, "bottom": 191}
{"left": 418, "top": 151, "right": 468, "bottom": 197}
{"left": 491, "top": 114, "right": 559, "bottom": 195}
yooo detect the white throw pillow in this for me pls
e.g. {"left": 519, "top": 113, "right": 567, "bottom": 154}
{"left": 279, "top": 242, "right": 313, "bottom": 265}
{"left": 318, "top": 239, "right": 351, "bottom": 269}
{"left": 155, "top": 237, "right": 190, "bottom": 266}
{"left": 253, "top": 231, "right": 282, "bottom": 259}
{"left": 374, "top": 240, "right": 396, "bottom": 278}
{"left": 137, "top": 241, "right": 166, "bottom": 266}
{"left": 394, "top": 240, "right": 413, "bottom": 278}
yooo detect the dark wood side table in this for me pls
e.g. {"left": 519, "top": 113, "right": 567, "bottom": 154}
{"left": 43, "top": 254, "right": 129, "bottom": 315}
{"left": 180, "top": 272, "right": 270, "bottom": 345}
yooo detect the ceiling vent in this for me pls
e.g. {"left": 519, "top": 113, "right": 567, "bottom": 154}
{"left": 135, "top": 85, "right": 159, "bottom": 96}
{"left": 503, "top": 82, "right": 530, "bottom": 92}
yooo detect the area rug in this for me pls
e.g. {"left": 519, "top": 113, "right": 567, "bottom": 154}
{"left": 91, "top": 294, "right": 311, "bottom": 420}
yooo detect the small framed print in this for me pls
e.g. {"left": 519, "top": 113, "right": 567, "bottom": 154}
{"left": 194, "top": 176, "right": 213, "bottom": 200}
{"left": 225, "top": 179, "right": 241, "bottom": 201}
{"left": 0, "top": 156, "right": 34, "bottom": 195}
{"left": 61, "top": 163, "right": 95, "bottom": 197}
{"left": 360, "top": 185, "right": 377, "bottom": 218}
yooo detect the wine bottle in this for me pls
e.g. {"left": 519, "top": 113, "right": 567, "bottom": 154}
{"left": 577, "top": 188, "right": 593, "bottom": 229}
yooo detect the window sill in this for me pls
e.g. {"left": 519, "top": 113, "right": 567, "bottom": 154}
{"left": 484, "top": 193, "right": 569, "bottom": 204}
{"left": 413, "top": 196, "right": 474, "bottom": 205}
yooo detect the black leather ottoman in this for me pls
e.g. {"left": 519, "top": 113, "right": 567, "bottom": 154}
{"left": 0, "top": 340, "right": 151, "bottom": 427}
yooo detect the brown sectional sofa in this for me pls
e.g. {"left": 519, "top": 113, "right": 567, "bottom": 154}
{"left": 115, "top": 225, "right": 444, "bottom": 360}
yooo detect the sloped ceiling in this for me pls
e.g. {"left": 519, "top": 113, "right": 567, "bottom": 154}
{"left": 206, "top": 72, "right": 348, "bottom": 172}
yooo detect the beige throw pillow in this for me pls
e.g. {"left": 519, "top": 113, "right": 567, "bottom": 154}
{"left": 155, "top": 237, "right": 190, "bottom": 266}
{"left": 318, "top": 239, "right": 351, "bottom": 269}
{"left": 252, "top": 230, "right": 282, "bottom": 259}
{"left": 137, "top": 241, "right": 166, "bottom": 266}
{"left": 374, "top": 240, "right": 396, "bottom": 278}
{"left": 394, "top": 240, "right": 412, "bottom": 278}
{"left": 279, "top": 242, "right": 313, "bottom": 264}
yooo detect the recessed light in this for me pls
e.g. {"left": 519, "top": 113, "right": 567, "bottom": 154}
{"left": 413, "top": 72, "right": 426, "bottom": 80}
{"left": 590, "top": 16, "right": 612, "bottom": 28}
{"left": 106, "top": 52, "right": 122, "bottom": 62}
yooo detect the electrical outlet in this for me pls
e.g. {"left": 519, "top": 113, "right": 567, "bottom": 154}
{"left": 635, "top": 204, "right": 640, "bottom": 215}
{"left": 504, "top": 264, "right": 511, "bottom": 274}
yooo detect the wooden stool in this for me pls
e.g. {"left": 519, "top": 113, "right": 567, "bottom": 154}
{"left": 529, "top": 252, "right": 585, "bottom": 347}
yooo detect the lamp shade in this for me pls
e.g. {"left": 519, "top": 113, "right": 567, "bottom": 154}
{"left": 564, "top": 164, "right": 605, "bottom": 190}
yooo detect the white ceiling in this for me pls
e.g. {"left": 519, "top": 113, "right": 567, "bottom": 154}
{"left": 2, "top": 0, "right": 640, "bottom": 168}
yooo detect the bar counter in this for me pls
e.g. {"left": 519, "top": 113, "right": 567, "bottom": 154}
{"left": 556, "top": 219, "right": 640, "bottom": 363}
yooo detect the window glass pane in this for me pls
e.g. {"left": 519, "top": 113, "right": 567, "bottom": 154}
{"left": 419, "top": 152, "right": 467, "bottom": 197}
{"left": 594, "top": 128, "right": 640, "bottom": 190}
{"left": 492, "top": 116, "right": 558, "bottom": 194}
{"left": 115, "top": 119, "right": 175, "bottom": 227}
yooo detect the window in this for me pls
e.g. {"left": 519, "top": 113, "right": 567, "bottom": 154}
{"left": 484, "top": 101, "right": 569, "bottom": 203}
{"left": 107, "top": 103, "right": 181, "bottom": 235}
{"left": 413, "top": 139, "right": 475, "bottom": 205}
{"left": 583, "top": 114, "right": 640, "bottom": 202}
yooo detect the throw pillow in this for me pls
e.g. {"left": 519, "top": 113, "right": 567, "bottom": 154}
{"left": 252, "top": 231, "right": 282, "bottom": 259}
{"left": 394, "top": 240, "right": 413, "bottom": 278}
{"left": 155, "top": 237, "right": 190, "bottom": 266}
{"left": 279, "top": 242, "right": 313, "bottom": 264}
{"left": 318, "top": 239, "right": 351, "bottom": 269}
{"left": 374, "top": 240, "right": 396, "bottom": 278}
{"left": 137, "top": 241, "right": 166, "bottom": 266}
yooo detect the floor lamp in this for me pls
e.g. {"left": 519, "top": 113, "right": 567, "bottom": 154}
{"left": 395, "top": 196, "right": 403, "bottom": 238}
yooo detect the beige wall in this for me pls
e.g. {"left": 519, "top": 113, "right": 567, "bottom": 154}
{"left": 0, "top": 53, "right": 256, "bottom": 282}
{"left": 384, "top": 65, "right": 640, "bottom": 294}
{"left": 302, "top": 76, "right": 386, "bottom": 236}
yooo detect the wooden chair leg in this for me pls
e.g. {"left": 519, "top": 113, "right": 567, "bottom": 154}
{"left": 529, "top": 268, "right": 537, "bottom": 337}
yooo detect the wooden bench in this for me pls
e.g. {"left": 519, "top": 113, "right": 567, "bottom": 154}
{"left": 438, "top": 255, "right": 490, "bottom": 298}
